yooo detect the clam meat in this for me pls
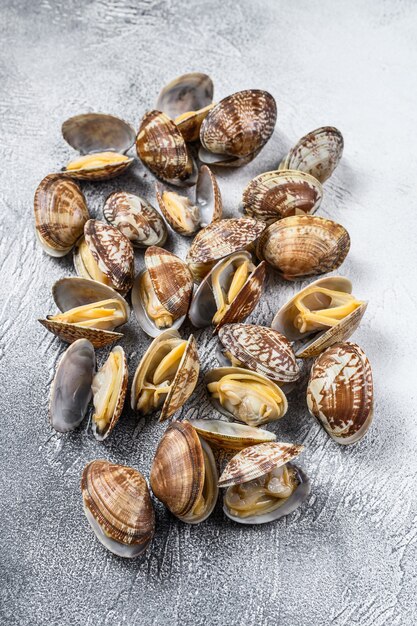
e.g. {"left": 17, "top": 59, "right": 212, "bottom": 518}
{"left": 91, "top": 345, "right": 128, "bottom": 441}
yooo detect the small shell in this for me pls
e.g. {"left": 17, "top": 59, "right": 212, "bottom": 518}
{"left": 175, "top": 105, "right": 214, "bottom": 142}
{"left": 91, "top": 345, "right": 128, "bottom": 441}
{"left": 81, "top": 460, "right": 155, "bottom": 558}
{"left": 218, "top": 323, "right": 300, "bottom": 384}
{"left": 156, "top": 73, "right": 214, "bottom": 119}
{"left": 49, "top": 339, "right": 95, "bottom": 433}
{"left": 62, "top": 154, "right": 134, "bottom": 182}
{"left": 256, "top": 215, "right": 350, "bottom": 280}
{"left": 307, "top": 342, "right": 373, "bottom": 445}
{"left": 188, "top": 419, "right": 276, "bottom": 451}
{"left": 241, "top": 169, "right": 323, "bottom": 223}
{"left": 136, "top": 110, "right": 197, "bottom": 187}
{"left": 279, "top": 126, "right": 344, "bottom": 183}
{"left": 34, "top": 175, "right": 89, "bottom": 257}
{"left": 103, "top": 191, "right": 167, "bottom": 247}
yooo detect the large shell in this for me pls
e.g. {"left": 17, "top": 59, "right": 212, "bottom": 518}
{"left": 34, "top": 175, "right": 89, "bottom": 257}
{"left": 256, "top": 215, "right": 350, "bottom": 280}
{"left": 241, "top": 169, "right": 323, "bottom": 223}
{"left": 218, "top": 323, "right": 300, "bottom": 384}
{"left": 272, "top": 276, "right": 368, "bottom": 358}
{"left": 74, "top": 219, "right": 134, "bottom": 293}
{"left": 188, "top": 419, "right": 276, "bottom": 451}
{"left": 199, "top": 90, "right": 277, "bottom": 166}
{"left": 91, "top": 345, "right": 128, "bottom": 441}
{"left": 279, "top": 126, "right": 344, "bottom": 183}
{"left": 150, "top": 421, "right": 218, "bottom": 523}
{"left": 156, "top": 73, "right": 214, "bottom": 119}
{"left": 49, "top": 339, "right": 95, "bottom": 433}
{"left": 81, "top": 460, "right": 155, "bottom": 558}
{"left": 136, "top": 110, "right": 197, "bottom": 187}
{"left": 186, "top": 218, "right": 266, "bottom": 282}
{"left": 103, "top": 191, "right": 167, "bottom": 248}
{"left": 307, "top": 342, "right": 373, "bottom": 445}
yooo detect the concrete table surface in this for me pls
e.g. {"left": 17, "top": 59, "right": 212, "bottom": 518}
{"left": 1, "top": 1, "right": 416, "bottom": 625}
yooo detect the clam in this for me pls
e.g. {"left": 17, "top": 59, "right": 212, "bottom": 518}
{"left": 205, "top": 367, "right": 287, "bottom": 426}
{"left": 81, "top": 460, "right": 155, "bottom": 558}
{"left": 241, "top": 169, "right": 323, "bottom": 223}
{"left": 131, "top": 330, "right": 199, "bottom": 421}
{"left": 74, "top": 219, "right": 134, "bottom": 293}
{"left": 256, "top": 215, "right": 350, "bottom": 280}
{"left": 279, "top": 126, "right": 344, "bottom": 183}
{"left": 131, "top": 247, "right": 193, "bottom": 337}
{"left": 218, "top": 323, "right": 300, "bottom": 384}
{"left": 272, "top": 276, "right": 367, "bottom": 358}
{"left": 155, "top": 165, "right": 222, "bottom": 236}
{"left": 91, "top": 345, "right": 128, "bottom": 440}
{"left": 150, "top": 421, "right": 218, "bottom": 524}
{"left": 199, "top": 90, "right": 277, "bottom": 167}
{"left": 189, "top": 419, "right": 276, "bottom": 451}
{"left": 34, "top": 175, "right": 89, "bottom": 257}
{"left": 61, "top": 113, "right": 135, "bottom": 180}
{"left": 219, "top": 442, "right": 310, "bottom": 524}
{"left": 186, "top": 217, "right": 266, "bottom": 282}
{"left": 189, "top": 251, "right": 266, "bottom": 331}
{"left": 38, "top": 277, "right": 129, "bottom": 348}
{"left": 49, "top": 339, "right": 95, "bottom": 433}
{"left": 136, "top": 110, "right": 197, "bottom": 187}
{"left": 307, "top": 342, "right": 373, "bottom": 445}
{"left": 103, "top": 191, "right": 167, "bottom": 248}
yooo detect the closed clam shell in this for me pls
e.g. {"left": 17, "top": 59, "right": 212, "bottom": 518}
{"left": 91, "top": 345, "right": 128, "bottom": 441}
{"left": 49, "top": 338, "right": 95, "bottom": 433}
{"left": 218, "top": 323, "right": 300, "bottom": 384}
{"left": 256, "top": 215, "right": 350, "bottom": 280}
{"left": 279, "top": 126, "right": 343, "bottom": 183}
{"left": 307, "top": 342, "right": 373, "bottom": 445}
{"left": 242, "top": 169, "right": 323, "bottom": 222}
{"left": 103, "top": 191, "right": 167, "bottom": 247}
{"left": 189, "top": 419, "right": 276, "bottom": 451}
{"left": 136, "top": 110, "right": 197, "bottom": 187}
{"left": 81, "top": 460, "right": 155, "bottom": 558}
{"left": 34, "top": 175, "right": 89, "bottom": 256}
{"left": 156, "top": 72, "right": 214, "bottom": 119}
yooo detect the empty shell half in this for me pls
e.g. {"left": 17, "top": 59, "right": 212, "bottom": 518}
{"left": 188, "top": 419, "right": 276, "bottom": 451}
{"left": 91, "top": 345, "right": 128, "bottom": 440}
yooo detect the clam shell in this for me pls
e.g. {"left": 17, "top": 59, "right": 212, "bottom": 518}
{"left": 49, "top": 338, "right": 95, "bottom": 433}
{"left": 176, "top": 105, "right": 214, "bottom": 142}
{"left": 145, "top": 247, "right": 193, "bottom": 320}
{"left": 218, "top": 323, "right": 300, "bottom": 383}
{"left": 91, "top": 345, "right": 128, "bottom": 441}
{"left": 38, "top": 318, "right": 123, "bottom": 349}
{"left": 81, "top": 460, "right": 155, "bottom": 558}
{"left": 188, "top": 419, "right": 276, "bottom": 451}
{"left": 103, "top": 191, "right": 167, "bottom": 247}
{"left": 256, "top": 215, "right": 350, "bottom": 280}
{"left": 51, "top": 276, "right": 130, "bottom": 317}
{"left": 307, "top": 342, "right": 373, "bottom": 445}
{"left": 241, "top": 169, "right": 323, "bottom": 222}
{"left": 156, "top": 73, "right": 214, "bottom": 119}
{"left": 62, "top": 157, "right": 134, "bottom": 181}
{"left": 136, "top": 110, "right": 197, "bottom": 187}
{"left": 155, "top": 183, "right": 199, "bottom": 237}
{"left": 62, "top": 113, "right": 136, "bottom": 154}
{"left": 34, "top": 175, "right": 89, "bottom": 257}
{"left": 279, "top": 126, "right": 343, "bottom": 183}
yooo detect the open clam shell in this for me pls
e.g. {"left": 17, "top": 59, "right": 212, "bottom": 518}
{"left": 186, "top": 217, "right": 266, "bottom": 282}
{"left": 188, "top": 419, "right": 276, "bottom": 451}
{"left": 271, "top": 276, "right": 368, "bottom": 358}
{"left": 256, "top": 215, "right": 350, "bottom": 280}
{"left": 218, "top": 323, "right": 300, "bottom": 384}
{"left": 81, "top": 460, "right": 155, "bottom": 558}
{"left": 279, "top": 126, "right": 344, "bottom": 183}
{"left": 156, "top": 72, "right": 214, "bottom": 119}
{"left": 241, "top": 169, "right": 323, "bottom": 223}
{"left": 49, "top": 339, "right": 95, "bottom": 433}
{"left": 38, "top": 277, "right": 129, "bottom": 348}
{"left": 132, "top": 247, "right": 193, "bottom": 337}
{"left": 103, "top": 191, "right": 167, "bottom": 248}
{"left": 34, "top": 175, "right": 89, "bottom": 257}
{"left": 205, "top": 367, "right": 288, "bottom": 426}
{"left": 136, "top": 110, "right": 197, "bottom": 187}
{"left": 91, "top": 345, "right": 128, "bottom": 440}
{"left": 188, "top": 251, "right": 266, "bottom": 332}
{"left": 131, "top": 330, "right": 199, "bottom": 421}
{"left": 150, "top": 421, "right": 218, "bottom": 524}
{"left": 307, "top": 342, "right": 373, "bottom": 445}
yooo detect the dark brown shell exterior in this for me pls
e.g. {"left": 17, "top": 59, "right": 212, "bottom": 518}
{"left": 145, "top": 246, "right": 193, "bottom": 320}
{"left": 38, "top": 318, "right": 123, "bottom": 348}
{"left": 62, "top": 113, "right": 136, "bottom": 154}
{"left": 306, "top": 342, "right": 373, "bottom": 444}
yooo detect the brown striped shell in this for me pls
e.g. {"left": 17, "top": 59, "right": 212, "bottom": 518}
{"left": 62, "top": 157, "right": 134, "bottom": 182}
{"left": 279, "top": 126, "right": 344, "bottom": 183}
{"left": 242, "top": 169, "right": 323, "bottom": 223}
{"left": 218, "top": 323, "right": 300, "bottom": 384}
{"left": 91, "top": 345, "right": 128, "bottom": 441}
{"left": 188, "top": 419, "right": 276, "bottom": 451}
{"left": 256, "top": 215, "right": 350, "bottom": 280}
{"left": 81, "top": 460, "right": 155, "bottom": 558}
{"left": 307, "top": 342, "right": 373, "bottom": 445}
{"left": 34, "top": 175, "right": 89, "bottom": 257}
{"left": 175, "top": 105, "right": 214, "bottom": 142}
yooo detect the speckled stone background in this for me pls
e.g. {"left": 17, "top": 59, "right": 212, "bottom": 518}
{"left": 1, "top": 1, "right": 416, "bottom": 624}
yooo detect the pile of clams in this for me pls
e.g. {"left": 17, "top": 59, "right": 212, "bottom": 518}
{"left": 33, "top": 71, "right": 375, "bottom": 558}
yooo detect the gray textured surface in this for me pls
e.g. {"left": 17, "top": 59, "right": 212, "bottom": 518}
{"left": 1, "top": 1, "right": 416, "bottom": 625}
